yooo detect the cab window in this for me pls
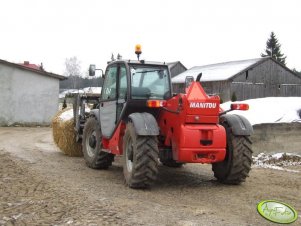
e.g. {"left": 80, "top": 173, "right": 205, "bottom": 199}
{"left": 118, "top": 65, "right": 127, "bottom": 99}
{"left": 130, "top": 66, "right": 170, "bottom": 100}
{"left": 101, "top": 66, "right": 117, "bottom": 100}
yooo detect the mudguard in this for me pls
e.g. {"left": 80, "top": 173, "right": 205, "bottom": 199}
{"left": 220, "top": 114, "right": 253, "bottom": 136}
{"left": 128, "top": 112, "right": 159, "bottom": 136}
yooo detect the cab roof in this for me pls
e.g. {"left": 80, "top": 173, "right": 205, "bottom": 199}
{"left": 107, "top": 59, "right": 169, "bottom": 67}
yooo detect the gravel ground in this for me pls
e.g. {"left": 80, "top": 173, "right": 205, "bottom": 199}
{"left": 0, "top": 127, "right": 300, "bottom": 226}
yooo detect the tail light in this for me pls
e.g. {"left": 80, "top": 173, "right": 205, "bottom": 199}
{"left": 231, "top": 103, "right": 249, "bottom": 111}
{"left": 146, "top": 100, "right": 166, "bottom": 108}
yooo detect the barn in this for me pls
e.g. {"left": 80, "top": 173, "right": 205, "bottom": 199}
{"left": 0, "top": 59, "right": 65, "bottom": 126}
{"left": 167, "top": 61, "right": 187, "bottom": 78}
{"left": 172, "top": 57, "right": 301, "bottom": 102}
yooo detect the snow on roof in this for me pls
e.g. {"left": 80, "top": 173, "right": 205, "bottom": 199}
{"left": 172, "top": 58, "right": 265, "bottom": 83}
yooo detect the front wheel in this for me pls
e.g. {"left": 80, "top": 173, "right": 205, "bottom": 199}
{"left": 123, "top": 122, "right": 159, "bottom": 188}
{"left": 212, "top": 124, "right": 253, "bottom": 184}
{"left": 82, "top": 117, "right": 114, "bottom": 169}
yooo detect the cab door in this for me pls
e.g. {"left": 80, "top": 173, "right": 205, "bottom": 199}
{"left": 116, "top": 65, "right": 127, "bottom": 120}
{"left": 99, "top": 64, "right": 128, "bottom": 138}
{"left": 99, "top": 65, "right": 118, "bottom": 138}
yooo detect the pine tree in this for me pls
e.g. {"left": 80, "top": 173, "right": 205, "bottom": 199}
{"left": 231, "top": 92, "right": 237, "bottom": 102}
{"left": 261, "top": 32, "right": 286, "bottom": 65}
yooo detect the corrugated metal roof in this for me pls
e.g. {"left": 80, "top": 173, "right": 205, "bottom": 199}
{"left": 172, "top": 58, "right": 266, "bottom": 83}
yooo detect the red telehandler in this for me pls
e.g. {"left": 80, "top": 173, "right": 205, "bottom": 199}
{"left": 74, "top": 46, "right": 253, "bottom": 188}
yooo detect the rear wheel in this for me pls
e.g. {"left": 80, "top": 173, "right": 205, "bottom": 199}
{"left": 82, "top": 117, "right": 114, "bottom": 169}
{"left": 123, "top": 122, "right": 159, "bottom": 188}
{"left": 212, "top": 124, "right": 252, "bottom": 184}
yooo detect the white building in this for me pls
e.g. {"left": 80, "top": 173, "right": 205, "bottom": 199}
{"left": 0, "top": 59, "right": 65, "bottom": 126}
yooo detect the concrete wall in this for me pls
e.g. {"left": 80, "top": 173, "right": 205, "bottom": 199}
{"left": 252, "top": 123, "right": 301, "bottom": 155}
{"left": 0, "top": 64, "right": 59, "bottom": 126}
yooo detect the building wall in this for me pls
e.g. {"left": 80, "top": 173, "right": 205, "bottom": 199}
{"left": 0, "top": 64, "right": 59, "bottom": 126}
{"left": 201, "top": 81, "right": 231, "bottom": 102}
{"left": 231, "top": 59, "right": 301, "bottom": 100}
{"left": 172, "top": 83, "right": 184, "bottom": 94}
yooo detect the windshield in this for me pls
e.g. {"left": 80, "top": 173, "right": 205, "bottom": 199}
{"left": 130, "top": 66, "right": 171, "bottom": 100}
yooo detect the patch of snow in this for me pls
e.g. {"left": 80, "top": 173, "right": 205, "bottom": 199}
{"left": 272, "top": 153, "right": 285, "bottom": 159}
{"left": 82, "top": 87, "right": 102, "bottom": 94}
{"left": 252, "top": 152, "right": 301, "bottom": 173}
{"left": 59, "top": 89, "right": 84, "bottom": 98}
{"left": 221, "top": 97, "right": 301, "bottom": 125}
{"left": 59, "top": 87, "right": 101, "bottom": 98}
{"left": 58, "top": 109, "right": 74, "bottom": 121}
{"left": 58, "top": 105, "right": 91, "bottom": 122}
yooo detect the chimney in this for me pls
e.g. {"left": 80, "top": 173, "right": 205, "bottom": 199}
{"left": 24, "top": 61, "right": 29, "bottom": 65}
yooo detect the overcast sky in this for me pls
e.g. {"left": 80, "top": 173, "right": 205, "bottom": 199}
{"left": 1, "top": 0, "right": 300, "bottom": 75}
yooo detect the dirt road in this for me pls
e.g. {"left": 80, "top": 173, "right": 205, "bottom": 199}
{"left": 0, "top": 127, "right": 300, "bottom": 225}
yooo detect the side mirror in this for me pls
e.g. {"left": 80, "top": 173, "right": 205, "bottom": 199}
{"left": 159, "top": 70, "right": 165, "bottom": 79}
{"left": 89, "top": 64, "right": 96, "bottom": 76}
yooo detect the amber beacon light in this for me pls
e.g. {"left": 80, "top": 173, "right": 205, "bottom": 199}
{"left": 135, "top": 44, "right": 142, "bottom": 60}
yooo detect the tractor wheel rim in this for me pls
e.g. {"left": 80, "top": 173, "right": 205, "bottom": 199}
{"left": 126, "top": 137, "right": 133, "bottom": 173}
{"left": 86, "top": 131, "right": 97, "bottom": 158}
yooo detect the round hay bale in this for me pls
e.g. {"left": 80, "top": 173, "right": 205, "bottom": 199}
{"left": 52, "top": 108, "right": 83, "bottom": 157}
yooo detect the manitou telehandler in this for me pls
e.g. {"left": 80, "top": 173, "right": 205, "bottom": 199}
{"left": 74, "top": 45, "right": 253, "bottom": 188}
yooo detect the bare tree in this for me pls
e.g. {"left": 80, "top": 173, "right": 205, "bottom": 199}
{"left": 64, "top": 56, "right": 82, "bottom": 89}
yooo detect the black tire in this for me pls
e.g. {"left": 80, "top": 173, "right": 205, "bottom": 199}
{"left": 212, "top": 124, "right": 252, "bottom": 185}
{"left": 82, "top": 117, "right": 114, "bottom": 169}
{"left": 123, "top": 122, "right": 159, "bottom": 188}
{"left": 161, "top": 160, "right": 184, "bottom": 168}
